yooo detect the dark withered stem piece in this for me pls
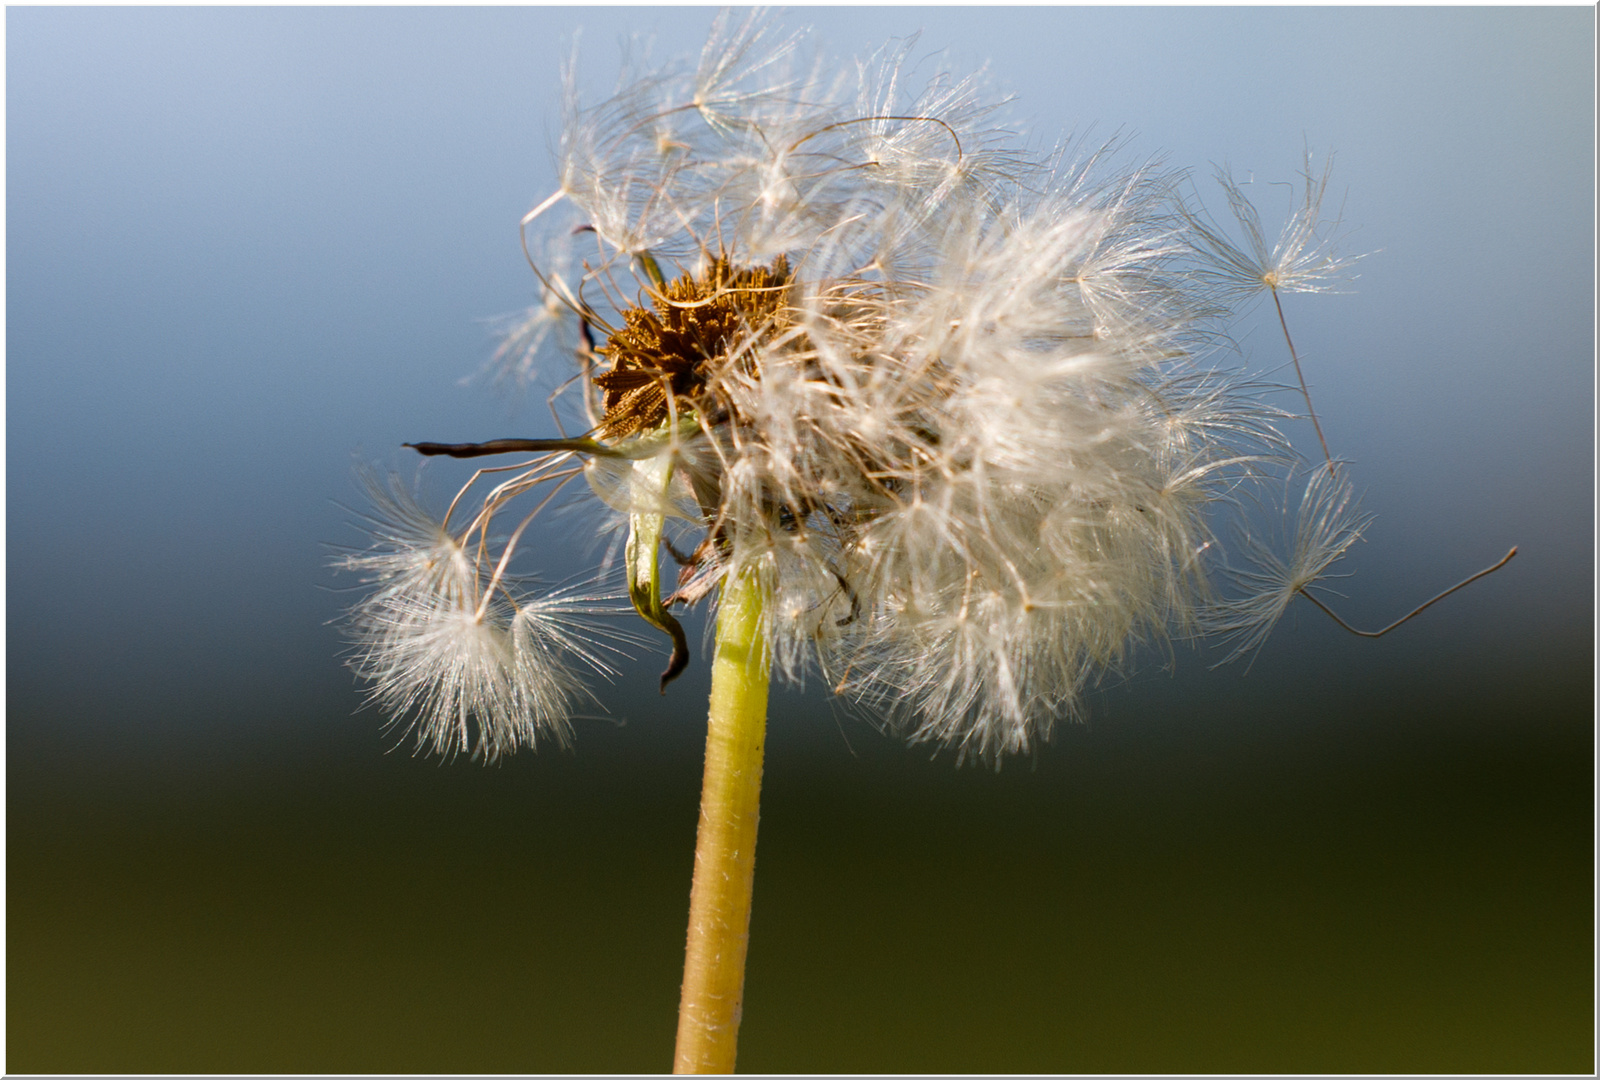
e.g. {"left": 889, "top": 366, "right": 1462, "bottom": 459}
{"left": 662, "top": 534, "right": 697, "bottom": 567}
{"left": 658, "top": 624, "right": 690, "bottom": 693}
{"left": 406, "top": 438, "right": 618, "bottom": 459}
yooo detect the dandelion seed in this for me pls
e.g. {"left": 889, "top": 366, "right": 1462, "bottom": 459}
{"left": 1184, "top": 148, "right": 1361, "bottom": 304}
{"left": 1208, "top": 462, "right": 1371, "bottom": 666}
{"left": 1184, "top": 149, "right": 1367, "bottom": 469}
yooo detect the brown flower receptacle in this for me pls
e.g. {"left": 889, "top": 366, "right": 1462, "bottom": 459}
{"left": 595, "top": 256, "right": 795, "bottom": 438}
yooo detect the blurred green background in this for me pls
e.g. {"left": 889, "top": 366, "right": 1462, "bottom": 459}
{"left": 9, "top": 6, "right": 1593, "bottom": 1074}
{"left": 11, "top": 651, "right": 1591, "bottom": 1073}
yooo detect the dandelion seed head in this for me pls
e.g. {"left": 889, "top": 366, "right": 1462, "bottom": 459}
{"left": 337, "top": 15, "right": 1377, "bottom": 763}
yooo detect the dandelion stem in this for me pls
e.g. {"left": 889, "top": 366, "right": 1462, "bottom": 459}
{"left": 674, "top": 566, "right": 771, "bottom": 1074}
{"left": 1271, "top": 287, "right": 1334, "bottom": 470}
{"left": 1298, "top": 546, "right": 1517, "bottom": 637}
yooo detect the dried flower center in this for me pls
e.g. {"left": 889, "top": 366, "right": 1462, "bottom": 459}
{"left": 595, "top": 256, "right": 792, "bottom": 438}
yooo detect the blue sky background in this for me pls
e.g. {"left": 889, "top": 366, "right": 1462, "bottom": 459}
{"left": 8, "top": 7, "right": 1594, "bottom": 1073}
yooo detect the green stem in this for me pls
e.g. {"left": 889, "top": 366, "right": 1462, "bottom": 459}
{"left": 673, "top": 567, "right": 771, "bottom": 1074}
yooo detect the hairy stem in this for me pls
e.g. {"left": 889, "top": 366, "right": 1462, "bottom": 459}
{"left": 674, "top": 568, "right": 771, "bottom": 1074}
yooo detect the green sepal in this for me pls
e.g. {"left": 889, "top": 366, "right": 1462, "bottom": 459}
{"left": 625, "top": 456, "right": 690, "bottom": 692}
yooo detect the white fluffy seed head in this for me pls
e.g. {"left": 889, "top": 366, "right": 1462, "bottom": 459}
{"left": 342, "top": 16, "right": 1371, "bottom": 764}
{"left": 527, "top": 17, "right": 1329, "bottom": 761}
